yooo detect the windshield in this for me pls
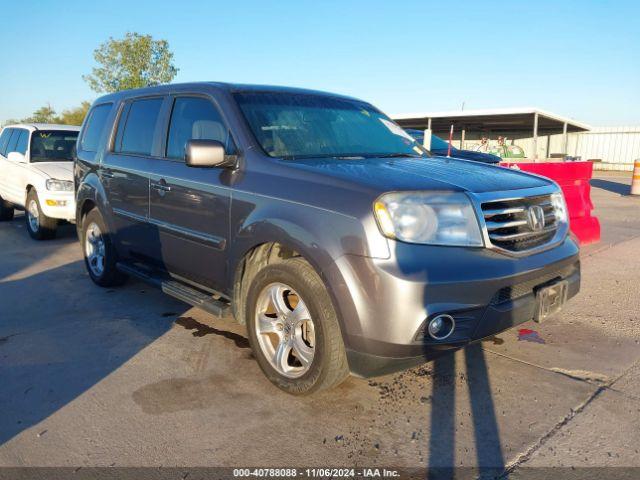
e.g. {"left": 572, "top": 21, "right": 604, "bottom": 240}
{"left": 234, "top": 92, "right": 427, "bottom": 159}
{"left": 404, "top": 130, "right": 455, "bottom": 152}
{"left": 430, "top": 135, "right": 452, "bottom": 151}
{"left": 30, "top": 130, "right": 78, "bottom": 163}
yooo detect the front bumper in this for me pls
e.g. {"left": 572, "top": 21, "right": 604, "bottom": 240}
{"left": 324, "top": 237, "right": 580, "bottom": 378}
{"left": 39, "top": 191, "right": 76, "bottom": 221}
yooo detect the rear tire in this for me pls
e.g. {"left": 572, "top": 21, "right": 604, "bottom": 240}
{"left": 0, "top": 194, "right": 14, "bottom": 221}
{"left": 25, "top": 190, "right": 57, "bottom": 240}
{"left": 245, "top": 257, "right": 349, "bottom": 395}
{"left": 82, "top": 208, "right": 127, "bottom": 287}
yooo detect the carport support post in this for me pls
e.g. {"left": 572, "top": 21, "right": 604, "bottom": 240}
{"left": 423, "top": 118, "right": 433, "bottom": 151}
{"left": 460, "top": 128, "right": 466, "bottom": 149}
{"left": 532, "top": 112, "right": 539, "bottom": 162}
{"left": 562, "top": 122, "right": 568, "bottom": 157}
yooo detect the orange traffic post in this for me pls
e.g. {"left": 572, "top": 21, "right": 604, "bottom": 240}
{"left": 632, "top": 159, "right": 640, "bottom": 196}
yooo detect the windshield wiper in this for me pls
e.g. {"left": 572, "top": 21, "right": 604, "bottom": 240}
{"left": 373, "top": 153, "right": 423, "bottom": 159}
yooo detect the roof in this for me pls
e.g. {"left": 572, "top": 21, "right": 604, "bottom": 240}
{"left": 2, "top": 123, "right": 81, "bottom": 132}
{"left": 92, "top": 81, "right": 361, "bottom": 104}
{"left": 392, "top": 107, "right": 590, "bottom": 137}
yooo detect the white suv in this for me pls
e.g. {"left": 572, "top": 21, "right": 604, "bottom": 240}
{"left": 0, "top": 124, "right": 80, "bottom": 239}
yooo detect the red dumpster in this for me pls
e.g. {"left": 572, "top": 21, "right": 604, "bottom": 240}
{"left": 500, "top": 161, "right": 601, "bottom": 245}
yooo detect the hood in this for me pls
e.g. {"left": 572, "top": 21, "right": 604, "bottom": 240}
{"left": 31, "top": 162, "right": 74, "bottom": 181}
{"left": 284, "top": 155, "right": 552, "bottom": 193}
{"left": 431, "top": 148, "right": 501, "bottom": 164}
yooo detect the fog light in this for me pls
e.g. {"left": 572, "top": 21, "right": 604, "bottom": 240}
{"left": 427, "top": 314, "right": 455, "bottom": 340}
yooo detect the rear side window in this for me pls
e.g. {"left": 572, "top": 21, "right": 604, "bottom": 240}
{"left": 116, "top": 98, "right": 163, "bottom": 156}
{"left": 0, "top": 128, "right": 13, "bottom": 156}
{"left": 14, "top": 129, "right": 29, "bottom": 155}
{"left": 5, "top": 129, "right": 20, "bottom": 154}
{"left": 81, "top": 103, "right": 113, "bottom": 152}
{"left": 166, "top": 97, "right": 228, "bottom": 159}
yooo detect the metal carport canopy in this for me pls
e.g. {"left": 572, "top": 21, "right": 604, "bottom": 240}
{"left": 391, "top": 107, "right": 590, "bottom": 138}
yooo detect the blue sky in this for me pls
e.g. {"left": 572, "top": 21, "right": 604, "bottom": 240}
{"left": 2, "top": 0, "right": 639, "bottom": 126}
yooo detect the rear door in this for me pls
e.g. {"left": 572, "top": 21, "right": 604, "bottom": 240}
{"left": 148, "top": 94, "right": 233, "bottom": 291}
{"left": 101, "top": 96, "right": 166, "bottom": 262}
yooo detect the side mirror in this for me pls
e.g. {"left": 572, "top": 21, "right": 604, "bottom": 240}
{"left": 7, "top": 151, "right": 26, "bottom": 163}
{"left": 185, "top": 140, "right": 235, "bottom": 168}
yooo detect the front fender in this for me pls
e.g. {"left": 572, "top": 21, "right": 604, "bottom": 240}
{"left": 229, "top": 197, "right": 385, "bottom": 279}
{"left": 228, "top": 196, "right": 389, "bottom": 344}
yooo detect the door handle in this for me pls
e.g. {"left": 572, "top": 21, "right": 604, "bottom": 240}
{"left": 102, "top": 171, "right": 115, "bottom": 178}
{"left": 152, "top": 179, "right": 171, "bottom": 194}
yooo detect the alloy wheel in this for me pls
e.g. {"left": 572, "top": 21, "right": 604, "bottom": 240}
{"left": 27, "top": 199, "right": 39, "bottom": 232}
{"left": 254, "top": 282, "right": 316, "bottom": 378}
{"left": 85, "top": 222, "right": 106, "bottom": 277}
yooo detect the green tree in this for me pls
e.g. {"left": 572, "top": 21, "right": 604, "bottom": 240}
{"left": 56, "top": 101, "right": 91, "bottom": 126}
{"left": 26, "top": 104, "right": 57, "bottom": 123}
{"left": 83, "top": 32, "right": 178, "bottom": 93}
{"left": 5, "top": 101, "right": 92, "bottom": 127}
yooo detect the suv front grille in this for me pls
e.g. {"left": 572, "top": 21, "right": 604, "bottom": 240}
{"left": 481, "top": 194, "right": 558, "bottom": 253}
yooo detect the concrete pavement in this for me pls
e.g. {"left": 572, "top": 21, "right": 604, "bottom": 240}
{"left": 0, "top": 172, "right": 638, "bottom": 476}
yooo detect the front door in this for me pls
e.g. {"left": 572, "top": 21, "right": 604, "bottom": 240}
{"left": 0, "top": 128, "right": 14, "bottom": 200}
{"left": 148, "top": 95, "right": 232, "bottom": 292}
{"left": 0, "top": 128, "right": 27, "bottom": 204}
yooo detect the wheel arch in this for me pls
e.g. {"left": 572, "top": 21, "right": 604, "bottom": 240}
{"left": 24, "top": 184, "right": 35, "bottom": 203}
{"left": 75, "top": 172, "right": 113, "bottom": 237}
{"left": 231, "top": 239, "right": 325, "bottom": 325}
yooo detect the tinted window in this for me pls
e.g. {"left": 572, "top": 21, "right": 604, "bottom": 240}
{"left": 0, "top": 128, "right": 13, "bottom": 156}
{"left": 166, "top": 97, "right": 228, "bottom": 159}
{"left": 14, "top": 129, "right": 29, "bottom": 155}
{"left": 430, "top": 135, "right": 451, "bottom": 150}
{"left": 404, "top": 129, "right": 424, "bottom": 143}
{"left": 81, "top": 103, "right": 112, "bottom": 152}
{"left": 31, "top": 130, "right": 79, "bottom": 163}
{"left": 117, "top": 98, "right": 163, "bottom": 156}
{"left": 5, "top": 129, "right": 19, "bottom": 154}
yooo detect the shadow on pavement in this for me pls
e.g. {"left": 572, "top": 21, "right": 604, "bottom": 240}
{"left": 0, "top": 257, "right": 187, "bottom": 447}
{"left": 590, "top": 178, "right": 630, "bottom": 196}
{"left": 427, "top": 345, "right": 505, "bottom": 479}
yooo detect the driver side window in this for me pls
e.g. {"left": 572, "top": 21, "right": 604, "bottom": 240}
{"left": 166, "top": 97, "right": 229, "bottom": 160}
{"left": 14, "top": 130, "right": 29, "bottom": 155}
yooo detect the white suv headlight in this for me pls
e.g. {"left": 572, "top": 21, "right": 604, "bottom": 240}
{"left": 374, "top": 192, "right": 483, "bottom": 246}
{"left": 46, "top": 179, "right": 74, "bottom": 192}
{"left": 551, "top": 191, "right": 568, "bottom": 224}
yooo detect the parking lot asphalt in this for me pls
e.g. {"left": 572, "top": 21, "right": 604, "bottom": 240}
{"left": 0, "top": 171, "right": 639, "bottom": 475}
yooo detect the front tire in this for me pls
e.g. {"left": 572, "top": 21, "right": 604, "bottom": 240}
{"left": 0, "top": 194, "right": 14, "bottom": 221}
{"left": 82, "top": 208, "right": 127, "bottom": 287}
{"left": 245, "top": 258, "right": 349, "bottom": 395}
{"left": 25, "top": 190, "right": 57, "bottom": 240}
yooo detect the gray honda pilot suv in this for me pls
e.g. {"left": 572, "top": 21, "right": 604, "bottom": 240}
{"left": 75, "top": 82, "right": 580, "bottom": 394}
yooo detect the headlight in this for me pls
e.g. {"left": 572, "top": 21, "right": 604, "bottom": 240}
{"left": 46, "top": 179, "right": 74, "bottom": 192}
{"left": 551, "top": 191, "right": 568, "bottom": 224}
{"left": 374, "top": 192, "right": 483, "bottom": 246}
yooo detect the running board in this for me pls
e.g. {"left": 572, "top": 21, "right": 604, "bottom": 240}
{"left": 116, "top": 262, "right": 231, "bottom": 318}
